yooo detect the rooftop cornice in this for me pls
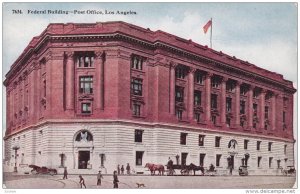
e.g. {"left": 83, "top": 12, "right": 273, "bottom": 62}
{"left": 5, "top": 22, "right": 296, "bottom": 93}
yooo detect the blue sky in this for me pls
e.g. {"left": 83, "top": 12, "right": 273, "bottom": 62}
{"left": 2, "top": 2, "right": 298, "bottom": 132}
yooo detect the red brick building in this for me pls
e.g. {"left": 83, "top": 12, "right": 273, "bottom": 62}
{"left": 4, "top": 21, "right": 296, "bottom": 175}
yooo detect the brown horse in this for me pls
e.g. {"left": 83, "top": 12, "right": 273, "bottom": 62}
{"left": 145, "top": 163, "right": 165, "bottom": 175}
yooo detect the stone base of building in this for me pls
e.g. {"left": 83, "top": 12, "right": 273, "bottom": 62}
{"left": 4, "top": 120, "right": 294, "bottom": 176}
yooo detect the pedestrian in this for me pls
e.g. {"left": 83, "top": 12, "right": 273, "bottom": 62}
{"left": 113, "top": 170, "right": 119, "bottom": 188}
{"left": 167, "top": 157, "right": 174, "bottom": 176}
{"left": 126, "top": 163, "right": 131, "bottom": 175}
{"left": 79, "top": 175, "right": 86, "bottom": 188}
{"left": 121, "top": 165, "right": 124, "bottom": 175}
{"left": 117, "top": 164, "right": 120, "bottom": 175}
{"left": 97, "top": 170, "right": 103, "bottom": 186}
{"left": 63, "top": 167, "right": 68, "bottom": 179}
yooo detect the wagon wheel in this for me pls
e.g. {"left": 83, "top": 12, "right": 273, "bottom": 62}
{"left": 31, "top": 170, "right": 38, "bottom": 175}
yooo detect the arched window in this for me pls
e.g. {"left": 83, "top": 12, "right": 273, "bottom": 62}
{"left": 228, "top": 139, "right": 238, "bottom": 149}
{"left": 75, "top": 130, "right": 93, "bottom": 142}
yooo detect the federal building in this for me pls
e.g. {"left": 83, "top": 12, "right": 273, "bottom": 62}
{"left": 3, "top": 21, "right": 296, "bottom": 175}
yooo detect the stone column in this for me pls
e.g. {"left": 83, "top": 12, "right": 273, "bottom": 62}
{"left": 235, "top": 81, "right": 241, "bottom": 128}
{"left": 36, "top": 64, "right": 41, "bottom": 118}
{"left": 271, "top": 92, "right": 276, "bottom": 131}
{"left": 95, "top": 51, "right": 104, "bottom": 110}
{"left": 205, "top": 73, "right": 213, "bottom": 123}
{"left": 220, "top": 77, "right": 228, "bottom": 127}
{"left": 188, "top": 68, "right": 195, "bottom": 120}
{"left": 247, "top": 85, "right": 254, "bottom": 129}
{"left": 259, "top": 89, "right": 266, "bottom": 130}
{"left": 65, "top": 52, "right": 74, "bottom": 110}
{"left": 6, "top": 92, "right": 10, "bottom": 129}
{"left": 29, "top": 62, "right": 36, "bottom": 123}
{"left": 170, "top": 63, "right": 176, "bottom": 115}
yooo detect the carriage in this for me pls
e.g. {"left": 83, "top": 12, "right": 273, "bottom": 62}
{"left": 282, "top": 166, "right": 296, "bottom": 176}
{"left": 29, "top": 165, "right": 57, "bottom": 176}
{"left": 166, "top": 163, "right": 205, "bottom": 176}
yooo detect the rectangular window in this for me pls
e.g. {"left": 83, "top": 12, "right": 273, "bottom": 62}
{"left": 244, "top": 140, "right": 249, "bottom": 150}
{"left": 100, "top": 154, "right": 105, "bottom": 167}
{"left": 254, "top": 90, "right": 259, "bottom": 98}
{"left": 194, "top": 91, "right": 202, "bottom": 105}
{"left": 215, "top": 136, "right": 221, "bottom": 147}
{"left": 175, "top": 86, "right": 184, "bottom": 102}
{"left": 226, "top": 82, "right": 235, "bottom": 92}
{"left": 212, "top": 115, "right": 217, "bottom": 125}
{"left": 199, "top": 154, "right": 206, "bottom": 167}
{"left": 136, "top": 151, "right": 144, "bottom": 166}
{"left": 257, "top": 141, "right": 261, "bottom": 151}
{"left": 276, "top": 160, "right": 280, "bottom": 169}
{"left": 216, "top": 154, "right": 222, "bottom": 167}
{"left": 135, "top": 129, "right": 143, "bottom": 143}
{"left": 176, "top": 109, "right": 183, "bottom": 120}
{"left": 176, "top": 66, "right": 186, "bottom": 79}
{"left": 131, "top": 78, "right": 143, "bottom": 96}
{"left": 268, "top": 142, "right": 272, "bottom": 151}
{"left": 194, "top": 113, "right": 200, "bottom": 123}
{"left": 132, "top": 104, "right": 141, "bottom": 116}
{"left": 240, "top": 101, "right": 246, "bottom": 114}
{"left": 226, "top": 97, "right": 232, "bottom": 112}
{"left": 258, "top": 156, "right": 262, "bottom": 168}
{"left": 131, "top": 55, "right": 143, "bottom": 70}
{"left": 253, "top": 122, "right": 257, "bottom": 129}
{"left": 284, "top": 145, "right": 287, "bottom": 155}
{"left": 211, "top": 94, "right": 218, "bottom": 109}
{"left": 76, "top": 52, "right": 94, "bottom": 67}
{"left": 79, "top": 76, "right": 93, "bottom": 94}
{"left": 199, "top": 135, "right": 205, "bottom": 146}
{"left": 265, "top": 106, "right": 269, "bottom": 119}
{"left": 81, "top": 103, "right": 91, "bottom": 114}
{"left": 283, "top": 111, "right": 286, "bottom": 123}
{"left": 253, "top": 104, "right": 258, "bottom": 117}
{"left": 269, "top": 157, "right": 273, "bottom": 168}
{"left": 226, "top": 118, "right": 231, "bottom": 127}
{"left": 180, "top": 133, "right": 188, "bottom": 145}
{"left": 181, "top": 153, "right": 188, "bottom": 166}
{"left": 195, "top": 73, "right": 204, "bottom": 84}
{"left": 43, "top": 80, "right": 46, "bottom": 97}
{"left": 240, "top": 86, "right": 247, "bottom": 95}
{"left": 240, "top": 120, "right": 244, "bottom": 127}
{"left": 211, "top": 77, "right": 219, "bottom": 88}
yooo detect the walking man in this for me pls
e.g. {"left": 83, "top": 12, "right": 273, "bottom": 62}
{"left": 126, "top": 163, "right": 131, "bottom": 175}
{"left": 167, "top": 157, "right": 174, "bottom": 176}
{"left": 79, "top": 175, "right": 86, "bottom": 188}
{"left": 113, "top": 170, "right": 119, "bottom": 188}
{"left": 63, "top": 167, "right": 68, "bottom": 179}
{"left": 97, "top": 171, "right": 103, "bottom": 186}
{"left": 121, "top": 165, "right": 124, "bottom": 175}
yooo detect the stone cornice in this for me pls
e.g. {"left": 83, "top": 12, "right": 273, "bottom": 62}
{"left": 3, "top": 119, "right": 295, "bottom": 143}
{"left": 4, "top": 22, "right": 296, "bottom": 94}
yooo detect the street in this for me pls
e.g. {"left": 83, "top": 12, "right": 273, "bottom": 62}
{"left": 2, "top": 172, "right": 296, "bottom": 189}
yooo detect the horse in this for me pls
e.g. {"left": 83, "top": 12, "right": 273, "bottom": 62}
{"left": 145, "top": 163, "right": 165, "bottom": 175}
{"left": 188, "top": 163, "right": 205, "bottom": 176}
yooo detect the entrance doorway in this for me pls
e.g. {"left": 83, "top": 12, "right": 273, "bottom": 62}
{"left": 228, "top": 155, "right": 234, "bottom": 169}
{"left": 78, "top": 151, "right": 90, "bottom": 169}
{"left": 230, "top": 156, "right": 234, "bottom": 169}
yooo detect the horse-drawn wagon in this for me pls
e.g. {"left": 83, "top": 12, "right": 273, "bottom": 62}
{"left": 166, "top": 163, "right": 205, "bottom": 176}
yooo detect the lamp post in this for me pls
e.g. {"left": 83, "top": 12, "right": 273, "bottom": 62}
{"left": 12, "top": 145, "right": 20, "bottom": 172}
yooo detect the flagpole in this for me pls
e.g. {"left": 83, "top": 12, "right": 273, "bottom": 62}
{"left": 210, "top": 18, "right": 212, "bottom": 49}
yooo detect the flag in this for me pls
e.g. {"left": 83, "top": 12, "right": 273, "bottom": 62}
{"left": 203, "top": 20, "right": 212, "bottom": 34}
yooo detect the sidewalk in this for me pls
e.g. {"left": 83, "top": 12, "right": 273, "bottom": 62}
{"left": 3, "top": 174, "right": 133, "bottom": 189}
